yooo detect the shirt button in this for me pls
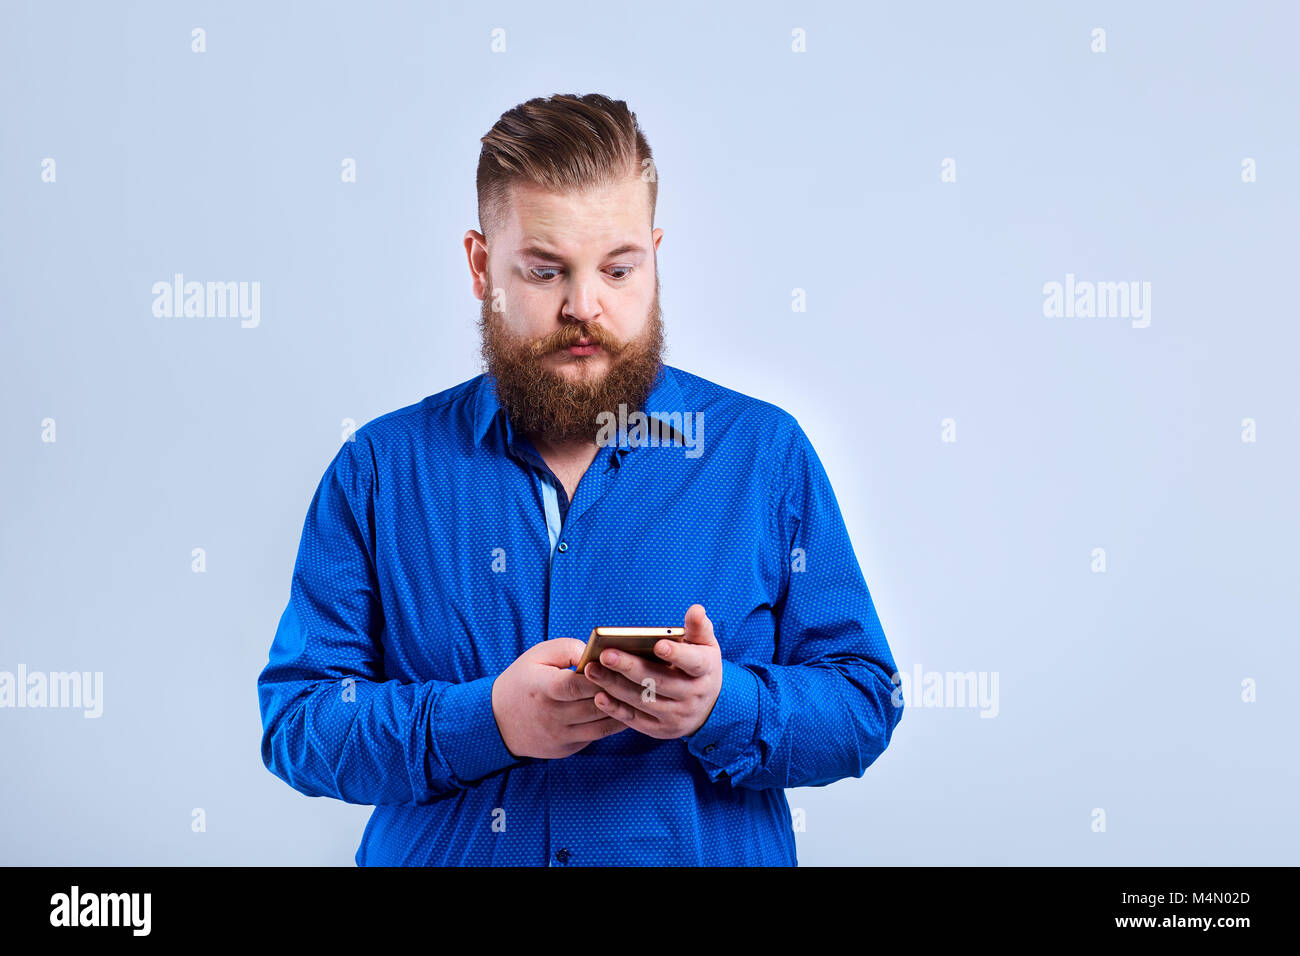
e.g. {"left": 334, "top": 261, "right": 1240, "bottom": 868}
{"left": 703, "top": 744, "right": 716, "bottom": 755}
{"left": 557, "top": 541, "right": 568, "bottom": 553}
{"left": 555, "top": 848, "right": 570, "bottom": 863}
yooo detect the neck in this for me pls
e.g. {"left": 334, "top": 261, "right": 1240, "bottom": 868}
{"left": 526, "top": 431, "right": 598, "bottom": 459}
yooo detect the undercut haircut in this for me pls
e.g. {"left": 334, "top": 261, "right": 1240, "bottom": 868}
{"left": 476, "top": 92, "right": 657, "bottom": 242}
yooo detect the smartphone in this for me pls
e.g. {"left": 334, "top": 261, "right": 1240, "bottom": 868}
{"left": 575, "top": 627, "right": 686, "bottom": 672}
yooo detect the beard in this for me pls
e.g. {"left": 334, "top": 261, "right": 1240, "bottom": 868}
{"left": 478, "top": 272, "right": 666, "bottom": 444}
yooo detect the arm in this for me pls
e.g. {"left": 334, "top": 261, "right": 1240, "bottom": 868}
{"left": 257, "top": 437, "right": 524, "bottom": 806}
{"left": 686, "top": 419, "right": 903, "bottom": 789}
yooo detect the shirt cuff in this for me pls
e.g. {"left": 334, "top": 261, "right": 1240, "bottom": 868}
{"left": 430, "top": 675, "right": 523, "bottom": 786}
{"left": 686, "top": 659, "right": 760, "bottom": 780}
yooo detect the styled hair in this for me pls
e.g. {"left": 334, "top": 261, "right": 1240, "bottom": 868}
{"left": 476, "top": 93, "right": 656, "bottom": 241}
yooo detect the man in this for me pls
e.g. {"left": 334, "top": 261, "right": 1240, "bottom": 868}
{"left": 257, "top": 92, "right": 902, "bottom": 866}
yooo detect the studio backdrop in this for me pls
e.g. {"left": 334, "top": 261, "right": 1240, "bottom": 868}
{"left": 1, "top": 0, "right": 1296, "bottom": 865}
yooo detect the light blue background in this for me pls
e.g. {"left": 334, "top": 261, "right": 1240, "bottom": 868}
{"left": 2, "top": 0, "right": 1296, "bottom": 865}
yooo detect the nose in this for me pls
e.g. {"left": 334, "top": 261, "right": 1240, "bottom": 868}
{"left": 561, "top": 276, "right": 602, "bottom": 324}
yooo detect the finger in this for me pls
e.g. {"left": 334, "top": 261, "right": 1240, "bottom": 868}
{"left": 532, "top": 637, "right": 589, "bottom": 669}
{"left": 683, "top": 604, "right": 718, "bottom": 646}
{"left": 585, "top": 661, "right": 686, "bottom": 701}
{"left": 592, "top": 691, "right": 664, "bottom": 734}
{"left": 589, "top": 652, "right": 686, "bottom": 699}
{"left": 653, "top": 638, "right": 712, "bottom": 679}
{"left": 566, "top": 715, "right": 631, "bottom": 743}
{"left": 554, "top": 697, "right": 607, "bottom": 725}
{"left": 549, "top": 668, "right": 600, "bottom": 702}
{"left": 586, "top": 664, "right": 670, "bottom": 713}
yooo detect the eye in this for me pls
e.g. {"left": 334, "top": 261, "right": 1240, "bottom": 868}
{"left": 529, "top": 266, "right": 633, "bottom": 281}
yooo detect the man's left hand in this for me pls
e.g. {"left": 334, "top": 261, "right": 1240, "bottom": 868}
{"left": 582, "top": 603, "right": 723, "bottom": 739}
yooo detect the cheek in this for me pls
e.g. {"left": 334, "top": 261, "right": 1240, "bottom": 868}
{"left": 613, "top": 316, "right": 650, "bottom": 343}
{"left": 608, "top": 295, "right": 650, "bottom": 328}
{"left": 500, "top": 287, "right": 556, "bottom": 331}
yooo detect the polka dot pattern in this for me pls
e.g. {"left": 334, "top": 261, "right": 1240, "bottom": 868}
{"left": 256, "top": 364, "right": 902, "bottom": 865}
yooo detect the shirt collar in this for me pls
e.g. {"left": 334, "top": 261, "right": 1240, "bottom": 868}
{"left": 473, "top": 363, "right": 688, "bottom": 464}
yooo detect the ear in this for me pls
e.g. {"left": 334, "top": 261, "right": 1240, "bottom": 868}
{"left": 464, "top": 230, "right": 489, "bottom": 299}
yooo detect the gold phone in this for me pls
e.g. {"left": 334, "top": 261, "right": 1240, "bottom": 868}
{"left": 575, "top": 627, "right": 686, "bottom": 672}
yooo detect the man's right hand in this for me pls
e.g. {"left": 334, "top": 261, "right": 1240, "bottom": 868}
{"left": 490, "top": 638, "right": 628, "bottom": 759}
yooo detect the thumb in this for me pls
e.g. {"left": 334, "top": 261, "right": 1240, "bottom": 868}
{"left": 683, "top": 604, "right": 717, "bottom": 645}
{"left": 529, "top": 637, "right": 588, "bottom": 668}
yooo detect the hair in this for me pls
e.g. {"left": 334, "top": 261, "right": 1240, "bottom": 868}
{"left": 476, "top": 93, "right": 657, "bottom": 243}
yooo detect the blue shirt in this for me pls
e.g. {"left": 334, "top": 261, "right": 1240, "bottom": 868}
{"left": 257, "top": 364, "right": 902, "bottom": 865}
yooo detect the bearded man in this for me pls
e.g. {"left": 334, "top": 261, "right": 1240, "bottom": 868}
{"left": 258, "top": 92, "right": 902, "bottom": 867}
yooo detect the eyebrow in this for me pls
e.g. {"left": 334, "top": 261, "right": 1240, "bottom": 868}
{"left": 517, "top": 243, "right": 647, "bottom": 261}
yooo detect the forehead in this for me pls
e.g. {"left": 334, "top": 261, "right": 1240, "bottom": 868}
{"left": 497, "top": 175, "right": 651, "bottom": 255}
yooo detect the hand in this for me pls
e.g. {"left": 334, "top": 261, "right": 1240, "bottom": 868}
{"left": 491, "top": 638, "right": 628, "bottom": 759}
{"left": 582, "top": 604, "right": 723, "bottom": 739}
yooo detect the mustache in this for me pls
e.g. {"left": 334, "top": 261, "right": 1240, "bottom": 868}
{"left": 528, "top": 323, "right": 625, "bottom": 356}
